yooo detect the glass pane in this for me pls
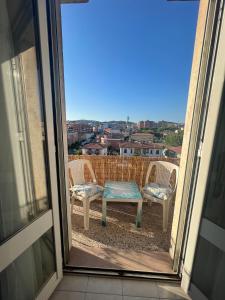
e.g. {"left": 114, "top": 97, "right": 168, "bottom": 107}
{"left": 0, "top": 229, "right": 56, "bottom": 300}
{"left": 203, "top": 86, "right": 225, "bottom": 229}
{"left": 0, "top": 0, "right": 50, "bottom": 242}
{"left": 192, "top": 237, "right": 225, "bottom": 300}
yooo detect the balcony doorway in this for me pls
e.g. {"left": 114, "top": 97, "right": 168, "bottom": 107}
{"left": 55, "top": 0, "right": 200, "bottom": 275}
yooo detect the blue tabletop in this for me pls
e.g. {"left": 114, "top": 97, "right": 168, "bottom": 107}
{"left": 103, "top": 181, "right": 142, "bottom": 199}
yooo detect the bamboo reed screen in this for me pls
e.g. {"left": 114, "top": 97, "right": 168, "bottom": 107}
{"left": 68, "top": 155, "right": 179, "bottom": 188}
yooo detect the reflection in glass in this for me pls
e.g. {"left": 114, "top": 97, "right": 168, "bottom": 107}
{"left": 0, "top": 0, "right": 49, "bottom": 242}
{"left": 192, "top": 237, "right": 225, "bottom": 300}
{"left": 0, "top": 229, "right": 56, "bottom": 300}
{"left": 204, "top": 85, "right": 225, "bottom": 229}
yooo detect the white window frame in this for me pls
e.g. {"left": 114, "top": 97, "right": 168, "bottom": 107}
{"left": 0, "top": 0, "right": 63, "bottom": 298}
{"left": 170, "top": 0, "right": 216, "bottom": 272}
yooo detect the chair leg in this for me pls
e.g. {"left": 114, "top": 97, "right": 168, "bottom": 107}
{"left": 83, "top": 199, "right": 90, "bottom": 230}
{"left": 162, "top": 200, "right": 169, "bottom": 232}
{"left": 102, "top": 199, "right": 107, "bottom": 226}
{"left": 70, "top": 198, "right": 73, "bottom": 215}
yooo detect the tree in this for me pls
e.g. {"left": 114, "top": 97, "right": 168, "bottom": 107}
{"left": 165, "top": 131, "right": 183, "bottom": 146}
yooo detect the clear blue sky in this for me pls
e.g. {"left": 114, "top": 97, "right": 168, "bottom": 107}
{"left": 61, "top": 0, "right": 199, "bottom": 123}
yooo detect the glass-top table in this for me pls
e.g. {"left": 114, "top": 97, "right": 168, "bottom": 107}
{"left": 102, "top": 181, "right": 143, "bottom": 228}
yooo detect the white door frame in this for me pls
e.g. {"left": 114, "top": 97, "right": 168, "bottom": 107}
{"left": 181, "top": 1, "right": 225, "bottom": 294}
{"left": 170, "top": 0, "right": 211, "bottom": 270}
{"left": 36, "top": 0, "right": 63, "bottom": 297}
{"left": 47, "top": 0, "right": 72, "bottom": 262}
{"left": 55, "top": 0, "right": 72, "bottom": 253}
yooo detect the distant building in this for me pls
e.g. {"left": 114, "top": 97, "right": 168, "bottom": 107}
{"left": 79, "top": 132, "right": 94, "bottom": 143}
{"left": 82, "top": 132, "right": 94, "bottom": 140}
{"left": 101, "top": 133, "right": 124, "bottom": 150}
{"left": 104, "top": 128, "right": 121, "bottom": 135}
{"left": 68, "top": 122, "right": 92, "bottom": 133}
{"left": 138, "top": 120, "right": 156, "bottom": 129}
{"left": 82, "top": 143, "right": 107, "bottom": 155}
{"left": 131, "top": 133, "right": 154, "bottom": 143}
{"left": 67, "top": 131, "right": 78, "bottom": 146}
{"left": 144, "top": 120, "right": 156, "bottom": 128}
{"left": 119, "top": 142, "right": 164, "bottom": 157}
{"left": 138, "top": 121, "right": 145, "bottom": 129}
{"left": 164, "top": 146, "right": 182, "bottom": 158}
{"left": 102, "top": 122, "right": 109, "bottom": 130}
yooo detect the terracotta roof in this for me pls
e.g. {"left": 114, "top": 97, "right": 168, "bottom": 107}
{"left": 167, "top": 146, "right": 182, "bottom": 154}
{"left": 132, "top": 133, "right": 153, "bottom": 136}
{"left": 106, "top": 137, "right": 123, "bottom": 141}
{"left": 83, "top": 143, "right": 106, "bottom": 150}
{"left": 119, "top": 142, "right": 164, "bottom": 149}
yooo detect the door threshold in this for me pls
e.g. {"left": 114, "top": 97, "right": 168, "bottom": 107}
{"left": 64, "top": 266, "right": 180, "bottom": 281}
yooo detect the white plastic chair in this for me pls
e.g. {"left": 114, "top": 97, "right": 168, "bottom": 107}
{"left": 68, "top": 159, "right": 103, "bottom": 230}
{"left": 142, "top": 161, "right": 179, "bottom": 232}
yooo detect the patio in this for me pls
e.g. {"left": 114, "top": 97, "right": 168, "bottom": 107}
{"left": 69, "top": 199, "right": 175, "bottom": 272}
{"left": 68, "top": 156, "right": 178, "bottom": 273}
{"left": 69, "top": 156, "right": 178, "bottom": 273}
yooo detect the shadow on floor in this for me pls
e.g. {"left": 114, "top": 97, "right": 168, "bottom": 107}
{"left": 69, "top": 200, "right": 176, "bottom": 273}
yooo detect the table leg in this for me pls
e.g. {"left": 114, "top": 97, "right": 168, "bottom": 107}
{"left": 136, "top": 199, "right": 143, "bottom": 228}
{"left": 102, "top": 198, "right": 107, "bottom": 226}
{"left": 163, "top": 199, "right": 169, "bottom": 232}
{"left": 83, "top": 199, "right": 90, "bottom": 230}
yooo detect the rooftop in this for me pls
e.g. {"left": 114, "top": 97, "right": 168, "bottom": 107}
{"left": 119, "top": 142, "right": 164, "bottom": 149}
{"left": 83, "top": 143, "right": 107, "bottom": 150}
{"left": 167, "top": 146, "right": 182, "bottom": 154}
{"left": 131, "top": 133, "right": 154, "bottom": 137}
{"left": 105, "top": 133, "right": 124, "bottom": 140}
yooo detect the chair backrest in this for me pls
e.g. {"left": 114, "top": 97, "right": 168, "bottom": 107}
{"left": 68, "top": 159, "right": 96, "bottom": 187}
{"left": 145, "top": 161, "right": 179, "bottom": 192}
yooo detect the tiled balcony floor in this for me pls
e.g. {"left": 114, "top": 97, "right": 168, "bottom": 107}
{"left": 69, "top": 199, "right": 175, "bottom": 273}
{"left": 50, "top": 275, "right": 191, "bottom": 300}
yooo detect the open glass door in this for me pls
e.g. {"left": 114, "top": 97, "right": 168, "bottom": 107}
{"left": 189, "top": 69, "right": 225, "bottom": 295}
{"left": 0, "top": 0, "right": 62, "bottom": 298}
{"left": 184, "top": 2, "right": 225, "bottom": 299}
{"left": 190, "top": 83, "right": 225, "bottom": 299}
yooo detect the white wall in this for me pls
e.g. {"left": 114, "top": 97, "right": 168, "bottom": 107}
{"left": 120, "top": 148, "right": 163, "bottom": 157}
{"left": 82, "top": 149, "right": 87, "bottom": 155}
{"left": 101, "top": 148, "right": 107, "bottom": 155}
{"left": 120, "top": 148, "right": 133, "bottom": 156}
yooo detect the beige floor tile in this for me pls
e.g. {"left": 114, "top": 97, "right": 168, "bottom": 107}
{"left": 157, "top": 282, "right": 190, "bottom": 299}
{"left": 50, "top": 291, "right": 85, "bottom": 300}
{"left": 85, "top": 293, "right": 123, "bottom": 300}
{"left": 122, "top": 279, "right": 158, "bottom": 298}
{"left": 87, "top": 277, "right": 123, "bottom": 295}
{"left": 56, "top": 275, "right": 88, "bottom": 292}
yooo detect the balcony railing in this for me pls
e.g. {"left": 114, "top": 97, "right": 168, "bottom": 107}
{"left": 68, "top": 155, "right": 179, "bottom": 188}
